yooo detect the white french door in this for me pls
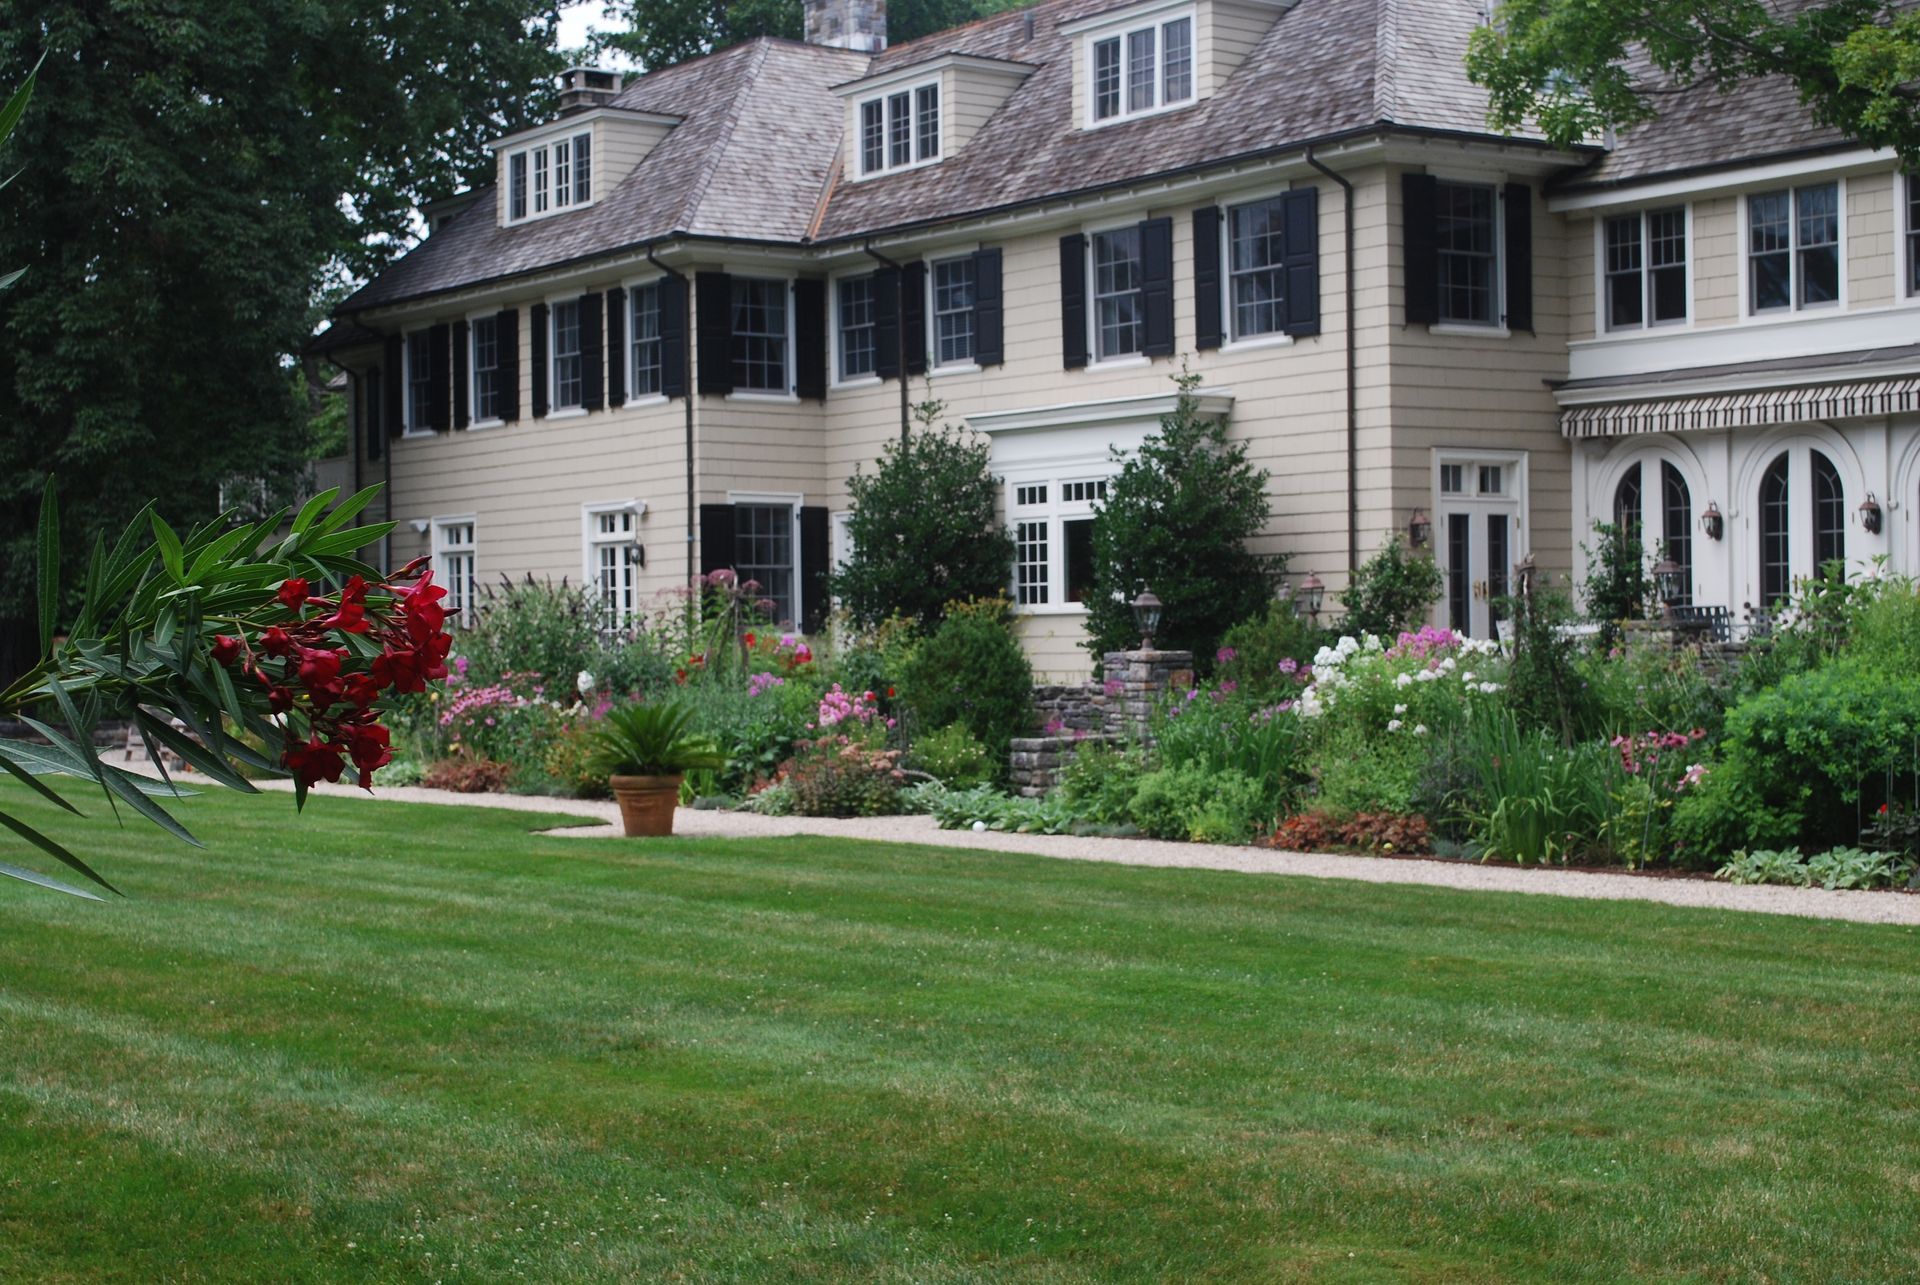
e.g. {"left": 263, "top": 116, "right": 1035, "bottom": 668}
{"left": 1434, "top": 454, "right": 1526, "bottom": 640}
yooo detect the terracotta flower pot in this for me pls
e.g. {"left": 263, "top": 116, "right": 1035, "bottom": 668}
{"left": 608, "top": 773, "right": 683, "bottom": 837}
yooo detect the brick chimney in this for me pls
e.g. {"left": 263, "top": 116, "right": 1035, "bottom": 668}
{"left": 804, "top": 0, "right": 887, "bottom": 51}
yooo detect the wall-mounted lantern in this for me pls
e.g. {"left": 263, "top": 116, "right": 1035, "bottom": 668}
{"left": 1408, "top": 509, "right": 1432, "bottom": 549}
{"left": 1699, "top": 501, "right": 1724, "bottom": 542}
{"left": 1860, "top": 493, "right": 1884, "bottom": 535}
{"left": 1296, "top": 572, "right": 1325, "bottom": 624}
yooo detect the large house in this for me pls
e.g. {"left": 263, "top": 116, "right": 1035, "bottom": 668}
{"left": 320, "top": 0, "right": 1920, "bottom": 677}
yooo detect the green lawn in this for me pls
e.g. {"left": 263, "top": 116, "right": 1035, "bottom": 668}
{"left": 2, "top": 787, "right": 1918, "bottom": 1282}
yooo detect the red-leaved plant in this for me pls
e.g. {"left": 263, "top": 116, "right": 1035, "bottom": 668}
{"left": 1, "top": 479, "right": 447, "bottom": 899}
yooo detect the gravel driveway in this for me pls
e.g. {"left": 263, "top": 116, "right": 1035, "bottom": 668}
{"left": 252, "top": 779, "right": 1920, "bottom": 927}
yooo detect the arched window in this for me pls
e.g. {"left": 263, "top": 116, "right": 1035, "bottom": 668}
{"left": 1812, "top": 449, "right": 1845, "bottom": 573}
{"left": 1661, "top": 462, "right": 1692, "bottom": 605}
{"left": 1760, "top": 453, "right": 1791, "bottom": 607}
{"left": 1613, "top": 463, "right": 1643, "bottom": 534}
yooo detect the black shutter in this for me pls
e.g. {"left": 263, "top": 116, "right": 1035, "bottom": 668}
{"left": 695, "top": 272, "right": 734, "bottom": 396}
{"left": 1059, "top": 233, "right": 1088, "bottom": 369}
{"left": 1140, "top": 217, "right": 1174, "bottom": 357}
{"left": 1193, "top": 206, "right": 1223, "bottom": 350}
{"left": 364, "top": 367, "right": 383, "bottom": 460}
{"left": 901, "top": 261, "right": 927, "bottom": 376}
{"left": 873, "top": 268, "right": 902, "bottom": 380}
{"left": 794, "top": 278, "right": 827, "bottom": 399}
{"left": 495, "top": 308, "right": 520, "bottom": 423}
{"left": 972, "top": 247, "right": 1003, "bottom": 366}
{"left": 1402, "top": 172, "right": 1438, "bottom": 327}
{"left": 1281, "top": 187, "right": 1321, "bottom": 337}
{"left": 699, "top": 503, "right": 736, "bottom": 576}
{"left": 530, "top": 302, "right": 549, "bottom": 418}
{"left": 427, "top": 322, "right": 452, "bottom": 432}
{"left": 799, "top": 505, "right": 829, "bottom": 634}
{"left": 579, "top": 292, "right": 604, "bottom": 412}
{"left": 605, "top": 287, "right": 626, "bottom": 408}
{"left": 1504, "top": 182, "right": 1534, "bottom": 333}
{"left": 381, "top": 334, "right": 403, "bottom": 439}
{"left": 453, "top": 319, "right": 471, "bottom": 429}
{"left": 658, "top": 276, "right": 688, "bottom": 398}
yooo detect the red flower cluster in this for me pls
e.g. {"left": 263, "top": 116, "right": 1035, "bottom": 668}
{"left": 210, "top": 559, "right": 452, "bottom": 790}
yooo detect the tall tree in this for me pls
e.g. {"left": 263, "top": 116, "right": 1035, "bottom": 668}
{"left": 1467, "top": 0, "right": 1920, "bottom": 165}
{"left": 0, "top": 2, "right": 565, "bottom": 679}
{"left": 596, "top": 0, "right": 1035, "bottom": 69}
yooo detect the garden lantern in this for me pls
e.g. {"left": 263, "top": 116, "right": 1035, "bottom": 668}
{"left": 1699, "top": 501, "right": 1724, "bottom": 541}
{"left": 1297, "top": 571, "right": 1325, "bottom": 623}
{"left": 1653, "top": 555, "right": 1685, "bottom": 613}
{"left": 1131, "top": 588, "right": 1163, "bottom": 650}
{"left": 1408, "top": 509, "right": 1432, "bottom": 548}
{"left": 1513, "top": 554, "right": 1537, "bottom": 600}
{"left": 1860, "top": 493, "right": 1883, "bottom": 535}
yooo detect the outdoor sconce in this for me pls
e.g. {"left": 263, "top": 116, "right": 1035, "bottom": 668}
{"left": 1652, "top": 555, "right": 1685, "bottom": 616}
{"left": 1297, "top": 572, "right": 1326, "bottom": 623}
{"left": 1131, "top": 588, "right": 1163, "bottom": 650}
{"left": 624, "top": 543, "right": 646, "bottom": 567}
{"left": 1514, "top": 554, "right": 1538, "bottom": 600}
{"left": 1408, "top": 509, "right": 1432, "bottom": 548}
{"left": 1699, "top": 501, "right": 1724, "bottom": 542}
{"left": 1860, "top": 493, "right": 1884, "bottom": 535}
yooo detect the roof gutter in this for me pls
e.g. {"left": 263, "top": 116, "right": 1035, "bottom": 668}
{"left": 648, "top": 243, "right": 699, "bottom": 596}
{"left": 1304, "top": 145, "right": 1358, "bottom": 579}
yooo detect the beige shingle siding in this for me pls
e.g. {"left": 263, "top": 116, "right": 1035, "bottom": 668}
{"left": 1848, "top": 173, "right": 1896, "bottom": 310}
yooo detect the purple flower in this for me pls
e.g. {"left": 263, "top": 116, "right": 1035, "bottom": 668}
{"left": 1216, "top": 646, "right": 1238, "bottom": 664}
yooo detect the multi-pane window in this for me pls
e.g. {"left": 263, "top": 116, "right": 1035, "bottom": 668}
{"left": 588, "top": 508, "right": 637, "bottom": 630}
{"left": 471, "top": 316, "right": 501, "bottom": 422}
{"left": 550, "top": 300, "right": 582, "bottom": 409}
{"left": 434, "top": 520, "right": 476, "bottom": 627}
{"left": 1010, "top": 477, "right": 1108, "bottom": 608}
{"left": 505, "top": 131, "right": 593, "bottom": 224}
{"left": 1749, "top": 182, "right": 1839, "bottom": 312}
{"left": 858, "top": 83, "right": 941, "bottom": 176}
{"left": 932, "top": 256, "right": 975, "bottom": 366}
{"left": 1440, "top": 463, "right": 1465, "bottom": 494}
{"left": 1759, "top": 454, "right": 1791, "bottom": 607}
{"left": 1813, "top": 450, "right": 1846, "bottom": 572}
{"left": 1228, "top": 197, "right": 1286, "bottom": 339}
{"left": 1604, "top": 206, "right": 1687, "bottom": 330}
{"left": 1090, "top": 13, "right": 1196, "bottom": 123}
{"left": 1015, "top": 520, "right": 1050, "bottom": 606}
{"left": 630, "top": 283, "right": 662, "bottom": 398}
{"left": 1662, "top": 462, "right": 1693, "bottom": 605}
{"left": 1908, "top": 175, "right": 1920, "bottom": 296}
{"left": 838, "top": 275, "right": 877, "bottom": 380}
{"left": 1479, "top": 465, "right": 1503, "bottom": 495}
{"left": 1436, "top": 180, "right": 1498, "bottom": 325}
{"left": 1091, "top": 227, "right": 1144, "bottom": 360}
{"left": 730, "top": 278, "right": 789, "bottom": 392}
{"left": 734, "top": 503, "right": 796, "bottom": 625}
{"left": 405, "top": 331, "right": 433, "bottom": 432}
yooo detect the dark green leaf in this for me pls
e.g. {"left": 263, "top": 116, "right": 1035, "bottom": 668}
{"left": 149, "top": 513, "right": 184, "bottom": 583}
{"left": 0, "top": 806, "right": 120, "bottom": 897}
{"left": 0, "top": 745, "right": 83, "bottom": 815}
{"left": 290, "top": 488, "right": 337, "bottom": 536}
{"left": 0, "top": 856, "right": 106, "bottom": 900}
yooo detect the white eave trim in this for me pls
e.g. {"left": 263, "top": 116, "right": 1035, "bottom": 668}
{"left": 831, "top": 52, "right": 1038, "bottom": 98}
{"left": 1548, "top": 147, "right": 1895, "bottom": 212}
{"left": 1555, "top": 357, "right": 1920, "bottom": 408}
{"left": 1059, "top": 0, "right": 1288, "bottom": 37}
{"left": 485, "top": 105, "right": 683, "bottom": 152}
{"left": 965, "top": 388, "right": 1235, "bottom": 435}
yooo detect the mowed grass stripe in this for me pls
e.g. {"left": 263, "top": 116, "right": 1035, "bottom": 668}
{"left": 3, "top": 783, "right": 1919, "bottom": 1281}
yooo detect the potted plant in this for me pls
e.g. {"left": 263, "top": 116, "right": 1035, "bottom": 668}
{"left": 584, "top": 701, "right": 727, "bottom": 837}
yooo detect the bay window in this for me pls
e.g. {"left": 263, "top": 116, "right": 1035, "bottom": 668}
{"left": 1010, "top": 477, "right": 1109, "bottom": 609}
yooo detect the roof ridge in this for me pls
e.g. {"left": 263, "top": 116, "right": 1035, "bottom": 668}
{"left": 671, "top": 39, "right": 775, "bottom": 230}
{"left": 1373, "top": 0, "right": 1398, "bottom": 124}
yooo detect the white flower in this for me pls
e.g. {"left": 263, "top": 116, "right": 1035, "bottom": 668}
{"left": 1363, "top": 634, "right": 1385, "bottom": 653}
{"left": 1462, "top": 671, "right": 1475, "bottom": 683}
{"left": 576, "top": 670, "right": 596, "bottom": 695}
{"left": 1415, "top": 668, "right": 1439, "bottom": 683}
{"left": 1336, "top": 635, "right": 1360, "bottom": 658}
{"left": 1394, "top": 671, "right": 1413, "bottom": 688}
{"left": 1393, "top": 703, "right": 1408, "bottom": 715}
{"left": 1387, "top": 719, "right": 1403, "bottom": 732}
{"left": 1440, "top": 657, "right": 1457, "bottom": 672}
{"left": 1479, "top": 681, "right": 1502, "bottom": 694}
{"left": 1414, "top": 724, "right": 1429, "bottom": 736}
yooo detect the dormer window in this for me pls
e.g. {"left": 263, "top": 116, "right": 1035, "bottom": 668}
{"left": 858, "top": 80, "right": 939, "bottom": 177}
{"left": 506, "top": 130, "right": 593, "bottom": 224}
{"left": 1090, "top": 10, "right": 1194, "bottom": 125}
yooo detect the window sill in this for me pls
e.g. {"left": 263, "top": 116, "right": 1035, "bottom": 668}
{"left": 830, "top": 374, "right": 883, "bottom": 392}
{"left": 1013, "top": 603, "right": 1092, "bottom": 619}
{"left": 1087, "top": 354, "right": 1151, "bottom": 371}
{"left": 1220, "top": 332, "right": 1295, "bottom": 354}
{"left": 545, "top": 406, "right": 588, "bottom": 420}
{"left": 618, "top": 393, "right": 670, "bottom": 409}
{"left": 400, "top": 429, "right": 437, "bottom": 441}
{"left": 1428, "top": 323, "right": 1512, "bottom": 339}
{"left": 725, "top": 390, "right": 800, "bottom": 404}
{"left": 466, "top": 418, "right": 506, "bottom": 432}
{"left": 928, "top": 361, "right": 982, "bottom": 379}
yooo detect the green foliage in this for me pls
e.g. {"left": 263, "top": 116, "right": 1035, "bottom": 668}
{"left": 597, "top": 0, "right": 1038, "bottom": 70}
{"left": 585, "top": 701, "right": 728, "bottom": 777}
{"left": 1575, "top": 641, "right": 1725, "bottom": 743}
{"left": 1129, "top": 763, "right": 1267, "bottom": 843}
{"left": 922, "top": 783, "right": 1077, "bottom": 835}
{"left": 783, "top": 736, "right": 904, "bottom": 818}
{"left": 1216, "top": 603, "right": 1324, "bottom": 699}
{"left": 1339, "top": 538, "right": 1444, "bottom": 639}
{"left": 834, "top": 403, "right": 1015, "bottom": 632}
{"left": 1717, "top": 845, "right": 1916, "bottom": 891}
{"left": 1500, "top": 581, "right": 1593, "bottom": 743}
{"left": 543, "top": 721, "right": 613, "bottom": 800}
{"left": 901, "top": 597, "right": 1033, "bottom": 761}
{"left": 1842, "top": 577, "right": 1920, "bottom": 673}
{"left": 671, "top": 675, "right": 823, "bottom": 795}
{"left": 1152, "top": 684, "right": 1305, "bottom": 816}
{"left": 908, "top": 722, "right": 995, "bottom": 788}
{"left": 1466, "top": 0, "right": 1920, "bottom": 168}
{"left": 1083, "top": 370, "right": 1284, "bottom": 670}
{"left": 1461, "top": 709, "right": 1621, "bottom": 865}
{"left": 1582, "top": 520, "right": 1650, "bottom": 641}
{"left": 1055, "top": 740, "right": 1147, "bottom": 827}
{"left": 1307, "top": 725, "right": 1427, "bottom": 819}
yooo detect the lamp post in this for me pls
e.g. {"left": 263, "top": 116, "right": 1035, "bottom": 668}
{"left": 1652, "top": 555, "right": 1684, "bottom": 619}
{"left": 1131, "top": 588, "right": 1163, "bottom": 651}
{"left": 1297, "top": 571, "right": 1325, "bottom": 625}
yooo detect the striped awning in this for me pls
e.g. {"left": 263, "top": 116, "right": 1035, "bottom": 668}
{"left": 1560, "top": 376, "right": 1920, "bottom": 439}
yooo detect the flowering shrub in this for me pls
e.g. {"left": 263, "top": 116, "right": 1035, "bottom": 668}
{"left": 1153, "top": 679, "right": 1307, "bottom": 814}
{"left": 1296, "top": 629, "right": 1504, "bottom": 739}
{"left": 782, "top": 735, "right": 906, "bottom": 817}
{"left": 434, "top": 669, "right": 584, "bottom": 787}
{"left": 815, "top": 683, "right": 885, "bottom": 729}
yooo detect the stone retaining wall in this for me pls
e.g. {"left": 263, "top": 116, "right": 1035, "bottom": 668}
{"left": 1007, "top": 734, "right": 1109, "bottom": 798}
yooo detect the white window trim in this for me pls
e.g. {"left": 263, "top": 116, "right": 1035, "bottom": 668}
{"left": 621, "top": 271, "right": 670, "bottom": 404}
{"left": 1086, "top": 219, "right": 1148, "bottom": 367}
{"left": 503, "top": 128, "right": 594, "bottom": 226}
{"left": 725, "top": 491, "right": 805, "bottom": 627}
{"left": 927, "top": 249, "right": 984, "bottom": 372}
{"left": 1429, "top": 172, "right": 1507, "bottom": 333}
{"left": 722, "top": 274, "right": 799, "bottom": 401}
{"left": 401, "top": 329, "right": 436, "bottom": 438}
{"left": 1897, "top": 172, "right": 1920, "bottom": 309}
{"left": 581, "top": 500, "right": 645, "bottom": 629}
{"left": 853, "top": 78, "right": 943, "bottom": 180}
{"left": 430, "top": 515, "right": 478, "bottom": 626}
{"left": 1007, "top": 472, "right": 1115, "bottom": 616}
{"left": 1594, "top": 203, "right": 1695, "bottom": 336}
{"left": 1737, "top": 175, "right": 1849, "bottom": 322}
{"left": 829, "top": 267, "right": 885, "bottom": 390}
{"left": 546, "top": 292, "right": 588, "bottom": 415}
{"left": 1079, "top": 4, "right": 1198, "bottom": 130}
{"left": 1218, "top": 186, "right": 1300, "bottom": 349}
{"left": 464, "top": 308, "right": 507, "bottom": 430}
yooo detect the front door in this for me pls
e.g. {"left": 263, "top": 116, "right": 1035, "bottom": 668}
{"left": 1435, "top": 457, "right": 1524, "bottom": 640}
